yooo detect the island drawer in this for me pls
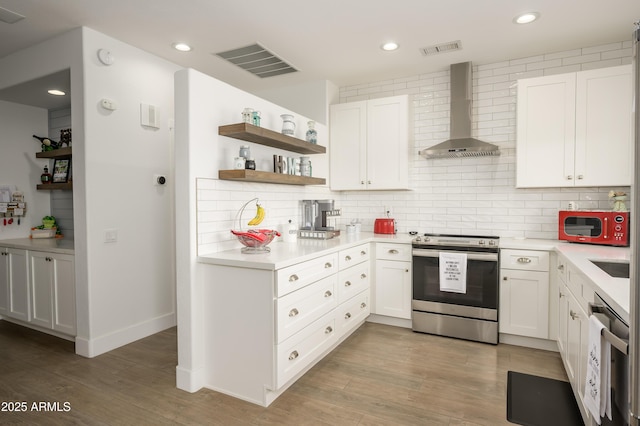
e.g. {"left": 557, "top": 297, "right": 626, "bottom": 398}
{"left": 337, "top": 261, "right": 370, "bottom": 304}
{"left": 275, "top": 275, "right": 337, "bottom": 344}
{"left": 338, "top": 243, "right": 370, "bottom": 271}
{"left": 335, "top": 290, "right": 370, "bottom": 339}
{"left": 276, "top": 252, "right": 338, "bottom": 297}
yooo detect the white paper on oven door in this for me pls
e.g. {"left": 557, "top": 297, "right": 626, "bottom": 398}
{"left": 439, "top": 252, "right": 468, "bottom": 293}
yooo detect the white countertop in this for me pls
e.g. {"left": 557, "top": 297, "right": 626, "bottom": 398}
{"left": 199, "top": 233, "right": 632, "bottom": 322}
{"left": 554, "top": 243, "right": 630, "bottom": 323}
{"left": 0, "top": 237, "right": 75, "bottom": 255}
{"left": 198, "top": 232, "right": 412, "bottom": 270}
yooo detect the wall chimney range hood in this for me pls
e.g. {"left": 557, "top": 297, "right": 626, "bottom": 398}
{"left": 419, "top": 62, "right": 500, "bottom": 159}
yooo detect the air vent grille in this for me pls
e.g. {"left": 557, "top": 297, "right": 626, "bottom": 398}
{"left": 0, "top": 6, "right": 25, "bottom": 24}
{"left": 420, "top": 40, "right": 462, "bottom": 56}
{"left": 215, "top": 43, "right": 297, "bottom": 78}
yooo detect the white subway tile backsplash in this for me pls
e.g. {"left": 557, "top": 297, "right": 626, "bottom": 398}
{"left": 196, "top": 40, "right": 632, "bottom": 250}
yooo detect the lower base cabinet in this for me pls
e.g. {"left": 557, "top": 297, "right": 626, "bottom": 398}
{"left": 29, "top": 251, "right": 76, "bottom": 336}
{"left": 0, "top": 247, "right": 30, "bottom": 322}
{"left": 373, "top": 243, "right": 411, "bottom": 319}
{"left": 203, "top": 243, "right": 371, "bottom": 407}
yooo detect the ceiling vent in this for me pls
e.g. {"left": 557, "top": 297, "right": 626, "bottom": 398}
{"left": 0, "top": 6, "right": 25, "bottom": 24}
{"left": 214, "top": 43, "right": 297, "bottom": 78}
{"left": 420, "top": 40, "right": 462, "bottom": 56}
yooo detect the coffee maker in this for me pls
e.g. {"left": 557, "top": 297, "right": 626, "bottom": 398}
{"left": 299, "top": 199, "right": 341, "bottom": 239}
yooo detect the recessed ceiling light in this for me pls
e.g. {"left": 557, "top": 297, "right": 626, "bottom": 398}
{"left": 172, "top": 42, "right": 192, "bottom": 52}
{"left": 47, "top": 89, "right": 66, "bottom": 96}
{"left": 381, "top": 42, "right": 399, "bottom": 51}
{"left": 514, "top": 12, "right": 540, "bottom": 24}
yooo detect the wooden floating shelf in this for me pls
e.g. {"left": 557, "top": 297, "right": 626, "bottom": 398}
{"left": 35, "top": 147, "right": 72, "bottom": 159}
{"left": 37, "top": 182, "right": 73, "bottom": 191}
{"left": 219, "top": 123, "right": 326, "bottom": 155}
{"left": 219, "top": 170, "right": 326, "bottom": 186}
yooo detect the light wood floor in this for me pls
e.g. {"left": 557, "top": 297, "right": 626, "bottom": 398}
{"left": 0, "top": 320, "right": 567, "bottom": 425}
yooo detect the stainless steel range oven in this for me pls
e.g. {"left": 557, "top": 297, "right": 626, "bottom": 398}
{"left": 412, "top": 234, "right": 499, "bottom": 344}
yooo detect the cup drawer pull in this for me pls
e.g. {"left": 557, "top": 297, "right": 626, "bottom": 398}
{"left": 389, "top": 249, "right": 399, "bottom": 254}
{"left": 360, "top": 250, "right": 367, "bottom": 256}
{"left": 344, "top": 281, "right": 352, "bottom": 287}
{"left": 345, "top": 312, "right": 352, "bottom": 320}
{"left": 345, "top": 255, "right": 352, "bottom": 261}
{"left": 289, "top": 274, "right": 299, "bottom": 282}
{"left": 360, "top": 273, "right": 367, "bottom": 279}
{"left": 324, "top": 262, "right": 332, "bottom": 269}
{"left": 324, "top": 290, "right": 332, "bottom": 297}
{"left": 325, "top": 326, "right": 333, "bottom": 334}
{"left": 361, "top": 302, "right": 367, "bottom": 309}
{"left": 288, "top": 350, "right": 299, "bottom": 360}
{"left": 517, "top": 257, "right": 532, "bottom": 264}
{"left": 289, "top": 308, "right": 299, "bottom": 317}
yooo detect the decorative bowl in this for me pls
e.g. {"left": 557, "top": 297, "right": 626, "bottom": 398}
{"left": 231, "top": 229, "right": 280, "bottom": 253}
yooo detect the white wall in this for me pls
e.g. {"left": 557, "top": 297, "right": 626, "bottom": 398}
{"left": 256, "top": 80, "right": 339, "bottom": 125}
{"left": 0, "top": 27, "right": 180, "bottom": 358}
{"left": 78, "top": 27, "right": 180, "bottom": 355}
{"left": 0, "top": 101, "right": 51, "bottom": 239}
{"left": 174, "top": 68, "right": 333, "bottom": 391}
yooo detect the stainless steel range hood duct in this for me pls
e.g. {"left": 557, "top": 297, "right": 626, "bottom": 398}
{"left": 419, "top": 62, "right": 500, "bottom": 159}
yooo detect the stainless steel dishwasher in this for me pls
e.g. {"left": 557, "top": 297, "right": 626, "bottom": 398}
{"left": 590, "top": 293, "right": 629, "bottom": 426}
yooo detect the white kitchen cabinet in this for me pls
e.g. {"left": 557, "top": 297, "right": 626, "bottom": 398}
{"left": 203, "top": 242, "right": 371, "bottom": 407}
{"left": 29, "top": 250, "right": 76, "bottom": 336}
{"left": 499, "top": 249, "right": 550, "bottom": 339}
{"left": 0, "top": 246, "right": 30, "bottom": 322}
{"left": 516, "top": 65, "right": 632, "bottom": 188}
{"left": 555, "top": 253, "right": 592, "bottom": 425}
{"left": 330, "top": 95, "right": 409, "bottom": 190}
{"left": 373, "top": 243, "right": 412, "bottom": 319}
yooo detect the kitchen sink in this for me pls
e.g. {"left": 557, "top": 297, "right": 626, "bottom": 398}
{"left": 590, "top": 260, "right": 630, "bottom": 279}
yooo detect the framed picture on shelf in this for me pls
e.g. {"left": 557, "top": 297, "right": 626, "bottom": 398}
{"left": 52, "top": 159, "right": 70, "bottom": 183}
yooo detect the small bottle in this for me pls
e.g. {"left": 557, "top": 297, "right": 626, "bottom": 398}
{"left": 245, "top": 158, "right": 256, "bottom": 170}
{"left": 40, "top": 165, "right": 52, "bottom": 184}
{"left": 252, "top": 111, "right": 261, "bottom": 127}
{"left": 239, "top": 145, "right": 250, "bottom": 159}
{"left": 305, "top": 121, "right": 317, "bottom": 144}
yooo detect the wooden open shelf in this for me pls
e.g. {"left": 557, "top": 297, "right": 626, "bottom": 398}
{"left": 35, "top": 146, "right": 72, "bottom": 159}
{"left": 219, "top": 170, "right": 326, "bottom": 186}
{"left": 219, "top": 123, "right": 326, "bottom": 155}
{"left": 37, "top": 182, "right": 73, "bottom": 191}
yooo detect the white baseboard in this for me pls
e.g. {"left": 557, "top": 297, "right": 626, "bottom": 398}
{"left": 499, "top": 333, "right": 559, "bottom": 352}
{"left": 366, "top": 314, "right": 412, "bottom": 329}
{"left": 75, "top": 312, "right": 176, "bottom": 358}
{"left": 176, "top": 365, "right": 204, "bottom": 393}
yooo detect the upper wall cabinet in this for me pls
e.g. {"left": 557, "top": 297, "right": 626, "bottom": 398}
{"left": 516, "top": 65, "right": 633, "bottom": 188}
{"left": 330, "top": 95, "right": 409, "bottom": 191}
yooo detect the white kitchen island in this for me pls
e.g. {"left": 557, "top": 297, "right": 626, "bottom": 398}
{"left": 198, "top": 232, "right": 411, "bottom": 406}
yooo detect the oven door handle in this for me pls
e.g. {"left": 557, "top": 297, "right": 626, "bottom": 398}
{"left": 412, "top": 249, "right": 498, "bottom": 262}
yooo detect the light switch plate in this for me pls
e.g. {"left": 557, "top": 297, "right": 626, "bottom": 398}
{"left": 104, "top": 229, "right": 118, "bottom": 243}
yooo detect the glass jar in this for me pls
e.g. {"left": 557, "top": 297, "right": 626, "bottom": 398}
{"left": 300, "top": 156, "right": 311, "bottom": 176}
{"left": 305, "top": 121, "right": 317, "bottom": 144}
{"left": 242, "top": 108, "right": 253, "bottom": 123}
{"left": 245, "top": 158, "right": 256, "bottom": 170}
{"left": 239, "top": 145, "right": 250, "bottom": 159}
{"left": 281, "top": 114, "right": 295, "bottom": 136}
{"left": 252, "top": 111, "right": 261, "bottom": 127}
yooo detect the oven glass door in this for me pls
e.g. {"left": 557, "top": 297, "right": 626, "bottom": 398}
{"left": 563, "top": 216, "right": 603, "bottom": 237}
{"left": 412, "top": 249, "right": 498, "bottom": 309}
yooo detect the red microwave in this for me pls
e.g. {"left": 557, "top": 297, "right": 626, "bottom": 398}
{"left": 558, "top": 210, "right": 629, "bottom": 246}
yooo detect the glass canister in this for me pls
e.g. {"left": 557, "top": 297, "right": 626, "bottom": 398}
{"left": 239, "top": 145, "right": 250, "bottom": 159}
{"left": 245, "top": 158, "right": 256, "bottom": 170}
{"left": 300, "top": 156, "right": 311, "bottom": 177}
{"left": 305, "top": 121, "right": 317, "bottom": 144}
{"left": 280, "top": 114, "right": 295, "bottom": 136}
{"left": 252, "top": 111, "right": 261, "bottom": 127}
{"left": 242, "top": 108, "right": 253, "bottom": 123}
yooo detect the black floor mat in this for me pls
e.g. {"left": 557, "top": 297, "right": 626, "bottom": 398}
{"left": 507, "top": 371, "right": 583, "bottom": 426}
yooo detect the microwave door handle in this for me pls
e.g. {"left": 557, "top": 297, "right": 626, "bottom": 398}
{"left": 604, "top": 217, "right": 609, "bottom": 239}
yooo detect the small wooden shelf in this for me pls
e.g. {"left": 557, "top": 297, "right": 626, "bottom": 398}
{"left": 37, "top": 182, "right": 73, "bottom": 191}
{"left": 219, "top": 123, "right": 326, "bottom": 155}
{"left": 219, "top": 170, "right": 326, "bottom": 186}
{"left": 35, "top": 146, "right": 72, "bottom": 159}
